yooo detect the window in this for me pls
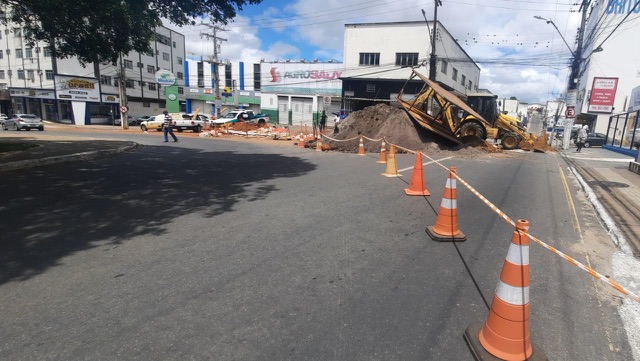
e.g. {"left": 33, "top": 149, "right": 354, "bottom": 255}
{"left": 43, "top": 47, "right": 52, "bottom": 57}
{"left": 25, "top": 47, "right": 32, "bottom": 58}
{"left": 0, "top": 50, "right": 3, "bottom": 59}
{"left": 156, "top": 33, "right": 170, "bottom": 46}
{"left": 395, "top": 53, "right": 419, "bottom": 67}
{"left": 452, "top": 68, "right": 458, "bottom": 81}
{"left": 468, "top": 80, "right": 472, "bottom": 90}
{"left": 27, "top": 70, "right": 34, "bottom": 80}
{"left": 359, "top": 53, "right": 380, "bottom": 66}
{"left": 441, "top": 60, "right": 448, "bottom": 74}
{"left": 0, "top": 70, "right": 4, "bottom": 79}
{"left": 147, "top": 65, "right": 155, "bottom": 73}
{"left": 100, "top": 75, "right": 112, "bottom": 85}
{"left": 177, "top": 72, "right": 183, "bottom": 80}
{"left": 366, "top": 83, "right": 376, "bottom": 93}
{"left": 177, "top": 56, "right": 182, "bottom": 65}
{"left": 124, "top": 59, "right": 133, "bottom": 69}
{"left": 253, "top": 63, "right": 261, "bottom": 90}
{"left": 172, "top": 41, "right": 176, "bottom": 48}
{"left": 177, "top": 87, "right": 184, "bottom": 94}
{"left": 461, "top": 74, "right": 466, "bottom": 86}
{"left": 17, "top": 69, "right": 24, "bottom": 79}
{"left": 45, "top": 70, "right": 54, "bottom": 80}
{"left": 162, "top": 52, "right": 170, "bottom": 61}
{"left": 125, "top": 79, "right": 135, "bottom": 88}
{"left": 148, "top": 83, "right": 156, "bottom": 91}
{"left": 16, "top": 48, "right": 22, "bottom": 58}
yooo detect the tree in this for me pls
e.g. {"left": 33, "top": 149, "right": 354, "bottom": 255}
{"left": 1, "top": 0, "right": 262, "bottom": 64}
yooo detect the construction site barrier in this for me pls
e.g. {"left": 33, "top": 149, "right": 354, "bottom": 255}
{"left": 294, "top": 133, "right": 640, "bottom": 304}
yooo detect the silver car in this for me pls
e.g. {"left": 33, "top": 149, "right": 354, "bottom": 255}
{"left": 2, "top": 114, "right": 44, "bottom": 131}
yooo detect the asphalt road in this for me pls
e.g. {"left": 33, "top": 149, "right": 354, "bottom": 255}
{"left": 0, "top": 130, "right": 634, "bottom": 360}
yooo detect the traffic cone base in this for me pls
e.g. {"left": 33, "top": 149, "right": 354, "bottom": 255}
{"left": 463, "top": 322, "right": 548, "bottom": 361}
{"left": 404, "top": 152, "right": 430, "bottom": 196}
{"left": 426, "top": 225, "right": 466, "bottom": 242}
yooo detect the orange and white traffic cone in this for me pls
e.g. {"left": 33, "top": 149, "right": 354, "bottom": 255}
{"left": 316, "top": 134, "right": 323, "bottom": 151}
{"left": 426, "top": 166, "right": 466, "bottom": 241}
{"left": 381, "top": 144, "right": 402, "bottom": 177}
{"left": 357, "top": 135, "right": 366, "bottom": 156}
{"left": 404, "top": 152, "right": 430, "bottom": 196}
{"left": 377, "top": 139, "right": 387, "bottom": 163}
{"left": 298, "top": 135, "right": 306, "bottom": 148}
{"left": 464, "top": 219, "right": 547, "bottom": 361}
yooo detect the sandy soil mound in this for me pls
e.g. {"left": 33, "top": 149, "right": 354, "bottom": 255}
{"left": 325, "top": 103, "right": 497, "bottom": 157}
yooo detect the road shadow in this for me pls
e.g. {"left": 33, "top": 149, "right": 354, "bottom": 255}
{"left": 0, "top": 144, "right": 316, "bottom": 284}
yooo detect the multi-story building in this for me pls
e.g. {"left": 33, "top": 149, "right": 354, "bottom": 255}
{"left": 575, "top": 0, "right": 640, "bottom": 138}
{"left": 0, "top": 11, "right": 185, "bottom": 124}
{"left": 341, "top": 21, "right": 480, "bottom": 113}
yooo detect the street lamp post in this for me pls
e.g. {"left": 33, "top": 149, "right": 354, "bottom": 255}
{"left": 534, "top": 13, "right": 585, "bottom": 149}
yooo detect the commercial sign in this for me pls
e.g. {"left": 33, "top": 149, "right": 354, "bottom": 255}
{"left": 261, "top": 62, "right": 343, "bottom": 95}
{"left": 155, "top": 69, "right": 176, "bottom": 86}
{"left": 588, "top": 77, "right": 618, "bottom": 113}
{"left": 54, "top": 75, "right": 100, "bottom": 101}
{"left": 9, "top": 88, "right": 55, "bottom": 100}
{"left": 629, "top": 85, "right": 640, "bottom": 112}
{"left": 102, "top": 94, "right": 119, "bottom": 103}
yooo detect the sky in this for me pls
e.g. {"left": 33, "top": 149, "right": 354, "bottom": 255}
{"left": 162, "top": 0, "right": 585, "bottom": 104}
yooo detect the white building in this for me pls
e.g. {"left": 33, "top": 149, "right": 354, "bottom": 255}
{"left": 576, "top": 0, "right": 640, "bottom": 138}
{"left": 341, "top": 21, "right": 480, "bottom": 113}
{"left": 1, "top": 15, "right": 185, "bottom": 124}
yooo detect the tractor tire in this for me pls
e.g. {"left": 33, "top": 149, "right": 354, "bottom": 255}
{"left": 501, "top": 132, "right": 520, "bottom": 150}
{"left": 460, "top": 122, "right": 485, "bottom": 139}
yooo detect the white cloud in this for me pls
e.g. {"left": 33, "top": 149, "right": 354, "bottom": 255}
{"left": 164, "top": 0, "right": 584, "bottom": 103}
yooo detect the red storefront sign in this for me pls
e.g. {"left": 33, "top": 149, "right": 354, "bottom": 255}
{"left": 588, "top": 77, "right": 618, "bottom": 113}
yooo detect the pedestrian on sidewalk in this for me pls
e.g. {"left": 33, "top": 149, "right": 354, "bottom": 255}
{"left": 320, "top": 110, "right": 327, "bottom": 133}
{"left": 163, "top": 110, "right": 178, "bottom": 143}
{"left": 576, "top": 124, "right": 588, "bottom": 152}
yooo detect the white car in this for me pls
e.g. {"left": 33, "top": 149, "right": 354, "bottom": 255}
{"left": 114, "top": 115, "right": 136, "bottom": 126}
{"left": 140, "top": 115, "right": 165, "bottom": 131}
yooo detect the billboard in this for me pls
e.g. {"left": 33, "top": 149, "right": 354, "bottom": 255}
{"left": 588, "top": 77, "right": 618, "bottom": 113}
{"left": 629, "top": 85, "right": 640, "bottom": 112}
{"left": 54, "top": 75, "right": 100, "bottom": 101}
{"left": 261, "top": 62, "right": 343, "bottom": 95}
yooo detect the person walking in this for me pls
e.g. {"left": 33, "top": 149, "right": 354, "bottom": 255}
{"left": 575, "top": 124, "right": 588, "bottom": 152}
{"left": 320, "top": 110, "right": 327, "bottom": 133}
{"left": 163, "top": 110, "right": 178, "bottom": 142}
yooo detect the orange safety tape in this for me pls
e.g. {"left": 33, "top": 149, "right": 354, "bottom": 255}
{"left": 381, "top": 140, "right": 640, "bottom": 305}
{"left": 320, "top": 134, "right": 360, "bottom": 143}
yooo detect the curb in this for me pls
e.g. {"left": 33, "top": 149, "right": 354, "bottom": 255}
{"left": 0, "top": 141, "right": 140, "bottom": 172}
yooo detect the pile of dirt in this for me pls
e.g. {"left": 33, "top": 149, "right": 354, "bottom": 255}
{"left": 325, "top": 103, "right": 497, "bottom": 157}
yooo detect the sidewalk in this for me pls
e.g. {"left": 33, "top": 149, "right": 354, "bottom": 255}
{"left": 559, "top": 145, "right": 640, "bottom": 257}
{"left": 0, "top": 133, "right": 138, "bottom": 172}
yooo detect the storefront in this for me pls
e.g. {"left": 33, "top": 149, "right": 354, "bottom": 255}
{"left": 8, "top": 88, "right": 56, "bottom": 119}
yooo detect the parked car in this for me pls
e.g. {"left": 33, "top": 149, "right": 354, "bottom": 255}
{"left": 114, "top": 115, "right": 136, "bottom": 126}
{"left": 0, "top": 113, "right": 7, "bottom": 121}
{"left": 2, "top": 114, "right": 44, "bottom": 131}
{"left": 575, "top": 132, "right": 607, "bottom": 147}
{"left": 140, "top": 115, "right": 165, "bottom": 131}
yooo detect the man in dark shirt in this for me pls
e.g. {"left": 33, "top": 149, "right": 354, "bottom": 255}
{"left": 163, "top": 110, "right": 178, "bottom": 142}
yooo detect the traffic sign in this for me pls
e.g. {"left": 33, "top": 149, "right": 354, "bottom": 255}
{"left": 120, "top": 105, "right": 129, "bottom": 113}
{"left": 565, "top": 107, "right": 575, "bottom": 118}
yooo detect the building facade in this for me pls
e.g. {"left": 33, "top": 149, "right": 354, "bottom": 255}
{"left": 1, "top": 13, "right": 186, "bottom": 124}
{"left": 576, "top": 0, "right": 640, "bottom": 138}
{"left": 341, "top": 21, "right": 480, "bottom": 113}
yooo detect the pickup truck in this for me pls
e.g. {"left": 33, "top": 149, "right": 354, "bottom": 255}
{"left": 213, "top": 109, "right": 270, "bottom": 126}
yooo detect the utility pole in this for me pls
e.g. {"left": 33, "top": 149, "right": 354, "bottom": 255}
{"left": 118, "top": 53, "right": 129, "bottom": 130}
{"left": 200, "top": 22, "right": 227, "bottom": 117}
{"left": 429, "top": 0, "right": 442, "bottom": 81}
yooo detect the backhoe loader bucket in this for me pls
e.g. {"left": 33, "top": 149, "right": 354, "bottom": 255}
{"left": 532, "top": 133, "right": 554, "bottom": 152}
